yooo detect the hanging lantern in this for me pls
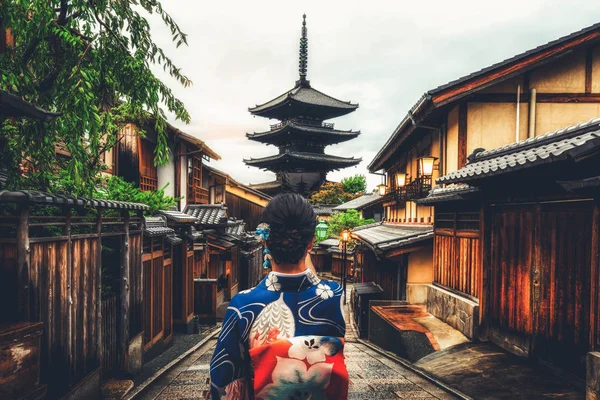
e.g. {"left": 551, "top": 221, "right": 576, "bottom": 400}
{"left": 315, "top": 219, "right": 329, "bottom": 241}
{"left": 377, "top": 184, "right": 386, "bottom": 196}
{"left": 418, "top": 156, "right": 438, "bottom": 177}
{"left": 396, "top": 173, "right": 407, "bottom": 188}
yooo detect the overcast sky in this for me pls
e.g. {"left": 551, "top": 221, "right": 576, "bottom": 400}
{"left": 147, "top": 0, "right": 599, "bottom": 191}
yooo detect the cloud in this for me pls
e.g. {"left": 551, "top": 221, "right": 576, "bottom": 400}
{"left": 147, "top": 0, "right": 599, "bottom": 191}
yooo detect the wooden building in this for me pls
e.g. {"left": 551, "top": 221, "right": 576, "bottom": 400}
{"left": 203, "top": 165, "right": 270, "bottom": 230}
{"left": 105, "top": 119, "right": 221, "bottom": 211}
{"left": 0, "top": 191, "right": 148, "bottom": 400}
{"left": 367, "top": 22, "right": 600, "bottom": 385}
{"left": 245, "top": 15, "right": 361, "bottom": 196}
{"left": 185, "top": 204, "right": 262, "bottom": 322}
{"left": 421, "top": 118, "right": 600, "bottom": 380}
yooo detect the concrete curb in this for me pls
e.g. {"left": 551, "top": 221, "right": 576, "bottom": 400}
{"left": 346, "top": 291, "right": 471, "bottom": 400}
{"left": 125, "top": 328, "right": 221, "bottom": 400}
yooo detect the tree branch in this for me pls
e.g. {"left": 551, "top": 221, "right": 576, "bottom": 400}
{"left": 92, "top": 8, "right": 128, "bottom": 53}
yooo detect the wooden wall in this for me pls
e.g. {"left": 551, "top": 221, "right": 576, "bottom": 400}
{"left": 226, "top": 192, "right": 264, "bottom": 231}
{"left": 26, "top": 238, "right": 100, "bottom": 397}
{"left": 433, "top": 208, "right": 482, "bottom": 299}
{"left": 488, "top": 201, "right": 595, "bottom": 377}
{"left": 362, "top": 250, "right": 407, "bottom": 301}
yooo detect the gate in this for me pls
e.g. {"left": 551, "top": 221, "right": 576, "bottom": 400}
{"left": 489, "top": 201, "right": 593, "bottom": 377}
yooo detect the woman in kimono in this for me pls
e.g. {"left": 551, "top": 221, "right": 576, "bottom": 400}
{"left": 209, "top": 193, "right": 349, "bottom": 399}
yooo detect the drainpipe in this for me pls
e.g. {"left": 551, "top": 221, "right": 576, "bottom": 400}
{"left": 516, "top": 85, "right": 521, "bottom": 142}
{"left": 528, "top": 89, "right": 537, "bottom": 139}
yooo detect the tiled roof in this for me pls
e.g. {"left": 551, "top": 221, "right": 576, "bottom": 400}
{"left": 0, "top": 90, "right": 62, "bottom": 122}
{"left": 226, "top": 219, "right": 246, "bottom": 237}
{"left": 416, "top": 185, "right": 480, "bottom": 205}
{"left": 429, "top": 23, "right": 600, "bottom": 96}
{"left": 165, "top": 234, "right": 183, "bottom": 245}
{"left": 245, "top": 151, "right": 361, "bottom": 169}
{"left": 437, "top": 118, "right": 600, "bottom": 184}
{"left": 247, "top": 122, "right": 360, "bottom": 145}
{"left": 143, "top": 216, "right": 174, "bottom": 237}
{"left": 333, "top": 192, "right": 383, "bottom": 211}
{"left": 249, "top": 84, "right": 358, "bottom": 114}
{"left": 318, "top": 238, "right": 340, "bottom": 247}
{"left": 313, "top": 204, "right": 338, "bottom": 216}
{"left": 185, "top": 204, "right": 228, "bottom": 226}
{"left": 248, "top": 180, "right": 282, "bottom": 190}
{"left": 158, "top": 209, "right": 198, "bottom": 224}
{"left": 0, "top": 190, "right": 148, "bottom": 210}
{"left": 203, "top": 165, "right": 272, "bottom": 201}
{"left": 368, "top": 23, "right": 600, "bottom": 172}
{"left": 353, "top": 223, "right": 433, "bottom": 257}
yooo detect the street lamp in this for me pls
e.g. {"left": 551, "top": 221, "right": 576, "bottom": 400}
{"left": 418, "top": 156, "right": 438, "bottom": 177}
{"left": 316, "top": 219, "right": 328, "bottom": 241}
{"left": 340, "top": 229, "right": 350, "bottom": 305}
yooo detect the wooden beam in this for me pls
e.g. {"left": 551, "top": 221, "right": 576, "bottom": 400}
{"left": 592, "top": 200, "right": 600, "bottom": 348}
{"left": 432, "top": 30, "right": 600, "bottom": 105}
{"left": 586, "top": 47, "right": 594, "bottom": 94}
{"left": 120, "top": 211, "right": 130, "bottom": 372}
{"left": 458, "top": 103, "right": 468, "bottom": 168}
{"left": 467, "top": 92, "right": 600, "bottom": 103}
{"left": 16, "top": 205, "right": 30, "bottom": 321}
{"left": 96, "top": 210, "right": 103, "bottom": 373}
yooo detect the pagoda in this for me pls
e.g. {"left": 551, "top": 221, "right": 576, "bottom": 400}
{"left": 245, "top": 15, "right": 361, "bottom": 197}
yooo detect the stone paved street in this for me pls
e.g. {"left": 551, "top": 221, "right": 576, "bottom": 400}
{"left": 136, "top": 294, "right": 457, "bottom": 400}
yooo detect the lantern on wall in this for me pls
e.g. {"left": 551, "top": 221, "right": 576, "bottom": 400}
{"left": 315, "top": 219, "right": 329, "bottom": 241}
{"left": 396, "top": 172, "right": 407, "bottom": 188}
{"left": 377, "top": 184, "right": 386, "bottom": 196}
{"left": 418, "top": 156, "right": 438, "bottom": 177}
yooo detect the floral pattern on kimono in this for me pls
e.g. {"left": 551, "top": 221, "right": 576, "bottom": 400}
{"left": 209, "top": 269, "right": 347, "bottom": 399}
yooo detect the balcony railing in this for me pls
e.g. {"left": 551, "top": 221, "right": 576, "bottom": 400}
{"left": 404, "top": 177, "right": 432, "bottom": 200}
{"left": 270, "top": 118, "right": 335, "bottom": 131}
{"left": 188, "top": 186, "right": 210, "bottom": 205}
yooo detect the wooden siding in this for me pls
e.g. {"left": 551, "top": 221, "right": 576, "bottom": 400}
{"left": 139, "top": 139, "right": 158, "bottom": 191}
{"left": 489, "top": 201, "right": 594, "bottom": 377}
{"left": 225, "top": 191, "right": 265, "bottom": 231}
{"left": 28, "top": 238, "right": 99, "bottom": 397}
{"left": 129, "top": 234, "right": 143, "bottom": 339}
{"left": 173, "top": 242, "right": 194, "bottom": 327}
{"left": 101, "top": 296, "right": 119, "bottom": 377}
{"left": 434, "top": 210, "right": 482, "bottom": 299}
{"left": 362, "top": 250, "right": 407, "bottom": 301}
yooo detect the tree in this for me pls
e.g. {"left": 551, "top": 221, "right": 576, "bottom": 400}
{"left": 308, "top": 181, "right": 359, "bottom": 205}
{"left": 341, "top": 174, "right": 367, "bottom": 195}
{"left": 0, "top": 1, "right": 191, "bottom": 197}
{"left": 325, "top": 210, "right": 374, "bottom": 238}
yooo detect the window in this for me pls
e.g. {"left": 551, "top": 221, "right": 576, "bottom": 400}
{"left": 187, "top": 156, "right": 208, "bottom": 204}
{"left": 140, "top": 139, "right": 157, "bottom": 191}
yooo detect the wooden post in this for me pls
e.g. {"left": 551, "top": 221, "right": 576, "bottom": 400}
{"left": 16, "top": 205, "right": 30, "bottom": 321}
{"left": 96, "top": 210, "right": 103, "bottom": 374}
{"left": 65, "top": 207, "right": 74, "bottom": 383}
{"left": 120, "top": 211, "right": 130, "bottom": 372}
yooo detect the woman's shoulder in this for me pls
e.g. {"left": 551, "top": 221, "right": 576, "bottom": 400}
{"left": 315, "top": 278, "right": 342, "bottom": 292}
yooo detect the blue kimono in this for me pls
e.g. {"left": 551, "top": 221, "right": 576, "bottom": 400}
{"left": 209, "top": 269, "right": 348, "bottom": 399}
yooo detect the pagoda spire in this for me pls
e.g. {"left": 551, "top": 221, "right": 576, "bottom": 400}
{"left": 298, "top": 14, "right": 308, "bottom": 86}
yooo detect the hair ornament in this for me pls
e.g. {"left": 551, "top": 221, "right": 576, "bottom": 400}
{"left": 255, "top": 223, "right": 270, "bottom": 241}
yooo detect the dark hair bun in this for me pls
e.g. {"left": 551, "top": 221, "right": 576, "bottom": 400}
{"left": 260, "top": 193, "right": 317, "bottom": 264}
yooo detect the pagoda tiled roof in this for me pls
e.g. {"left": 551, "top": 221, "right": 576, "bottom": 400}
{"left": 247, "top": 121, "right": 360, "bottom": 145}
{"left": 244, "top": 151, "right": 361, "bottom": 172}
{"left": 249, "top": 83, "right": 358, "bottom": 120}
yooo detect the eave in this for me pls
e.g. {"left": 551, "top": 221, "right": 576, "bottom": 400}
{"left": 247, "top": 123, "right": 360, "bottom": 146}
{"left": 244, "top": 152, "right": 361, "bottom": 172}
{"left": 0, "top": 90, "right": 62, "bottom": 122}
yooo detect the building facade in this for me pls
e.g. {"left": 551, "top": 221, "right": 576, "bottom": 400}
{"left": 365, "top": 22, "right": 600, "bottom": 382}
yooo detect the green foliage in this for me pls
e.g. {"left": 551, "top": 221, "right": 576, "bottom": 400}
{"left": 341, "top": 174, "right": 367, "bottom": 195}
{"left": 97, "top": 175, "right": 178, "bottom": 215}
{"left": 309, "top": 182, "right": 359, "bottom": 205}
{"left": 326, "top": 210, "right": 374, "bottom": 238}
{"left": 0, "top": 1, "right": 191, "bottom": 197}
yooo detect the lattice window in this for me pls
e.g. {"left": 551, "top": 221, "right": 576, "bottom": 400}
{"left": 140, "top": 139, "right": 158, "bottom": 191}
{"left": 187, "top": 157, "right": 209, "bottom": 204}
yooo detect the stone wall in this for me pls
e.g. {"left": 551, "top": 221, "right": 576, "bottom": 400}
{"left": 426, "top": 285, "right": 479, "bottom": 339}
{"left": 588, "top": 352, "right": 600, "bottom": 400}
{"left": 407, "top": 283, "right": 428, "bottom": 304}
